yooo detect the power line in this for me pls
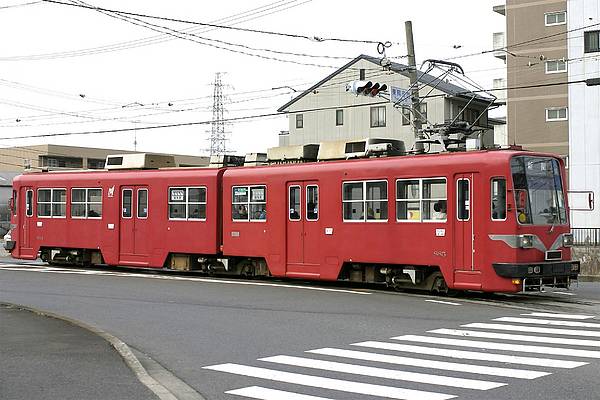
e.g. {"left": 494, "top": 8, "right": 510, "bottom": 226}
{"left": 42, "top": 0, "right": 383, "bottom": 45}
{"left": 1, "top": 78, "right": 593, "bottom": 142}
{"left": 0, "top": 1, "right": 41, "bottom": 9}
{"left": 0, "top": 0, "right": 313, "bottom": 61}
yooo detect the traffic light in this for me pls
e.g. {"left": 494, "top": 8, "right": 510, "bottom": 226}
{"left": 345, "top": 80, "right": 388, "bottom": 97}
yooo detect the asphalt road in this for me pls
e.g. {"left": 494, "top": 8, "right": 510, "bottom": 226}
{"left": 1, "top": 262, "right": 599, "bottom": 400}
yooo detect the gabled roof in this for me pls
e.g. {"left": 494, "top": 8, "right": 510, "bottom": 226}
{"left": 278, "top": 54, "right": 490, "bottom": 112}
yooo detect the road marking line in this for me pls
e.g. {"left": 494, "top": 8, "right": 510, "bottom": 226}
{"left": 494, "top": 317, "right": 600, "bottom": 329}
{"left": 430, "top": 328, "right": 600, "bottom": 347}
{"left": 307, "top": 348, "right": 549, "bottom": 379}
{"left": 521, "top": 313, "right": 595, "bottom": 320}
{"left": 463, "top": 323, "right": 600, "bottom": 338}
{"left": 393, "top": 335, "right": 600, "bottom": 359}
{"left": 203, "top": 363, "right": 456, "bottom": 400}
{"left": 259, "top": 355, "right": 505, "bottom": 390}
{"left": 226, "top": 386, "right": 335, "bottom": 400}
{"left": 424, "top": 300, "right": 461, "bottom": 306}
{"left": 352, "top": 341, "right": 586, "bottom": 368}
{"left": 0, "top": 265, "right": 370, "bottom": 295}
{"left": 552, "top": 292, "right": 576, "bottom": 296}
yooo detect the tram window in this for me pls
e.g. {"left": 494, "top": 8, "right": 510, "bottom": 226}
{"left": 366, "top": 181, "right": 388, "bottom": 220}
{"left": 396, "top": 180, "right": 420, "bottom": 221}
{"left": 52, "top": 189, "right": 66, "bottom": 217}
{"left": 26, "top": 190, "right": 33, "bottom": 217}
{"left": 122, "top": 189, "right": 132, "bottom": 218}
{"left": 343, "top": 182, "right": 364, "bottom": 221}
{"left": 423, "top": 179, "right": 447, "bottom": 221}
{"left": 169, "top": 187, "right": 206, "bottom": 220}
{"left": 138, "top": 189, "right": 148, "bottom": 218}
{"left": 37, "top": 189, "right": 51, "bottom": 217}
{"left": 457, "top": 179, "right": 470, "bottom": 220}
{"left": 232, "top": 185, "right": 266, "bottom": 221}
{"left": 13, "top": 190, "right": 17, "bottom": 216}
{"left": 491, "top": 178, "right": 507, "bottom": 220}
{"left": 343, "top": 180, "right": 387, "bottom": 222}
{"left": 289, "top": 186, "right": 301, "bottom": 220}
{"left": 72, "top": 188, "right": 102, "bottom": 219}
{"left": 306, "top": 185, "right": 318, "bottom": 221}
{"left": 38, "top": 188, "right": 66, "bottom": 218}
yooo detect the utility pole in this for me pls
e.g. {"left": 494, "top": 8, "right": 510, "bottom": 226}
{"left": 405, "top": 21, "right": 424, "bottom": 152}
{"left": 208, "top": 72, "right": 230, "bottom": 156}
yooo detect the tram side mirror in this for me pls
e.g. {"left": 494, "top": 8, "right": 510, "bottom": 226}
{"left": 568, "top": 191, "right": 595, "bottom": 211}
{"left": 515, "top": 189, "right": 528, "bottom": 210}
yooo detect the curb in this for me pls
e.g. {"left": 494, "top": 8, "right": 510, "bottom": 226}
{"left": 1, "top": 302, "right": 182, "bottom": 400}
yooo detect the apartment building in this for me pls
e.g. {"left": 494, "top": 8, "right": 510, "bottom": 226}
{"left": 568, "top": 1, "right": 600, "bottom": 228}
{"left": 494, "top": 0, "right": 569, "bottom": 156}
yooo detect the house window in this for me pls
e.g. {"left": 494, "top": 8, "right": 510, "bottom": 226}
{"left": 336, "top": 109, "right": 344, "bottom": 126}
{"left": 87, "top": 158, "right": 105, "bottom": 169}
{"left": 402, "top": 108, "right": 411, "bottom": 125}
{"left": 545, "top": 60, "right": 567, "bottom": 74}
{"left": 396, "top": 178, "right": 447, "bottom": 222}
{"left": 545, "top": 11, "right": 566, "bottom": 26}
{"left": 343, "top": 180, "right": 388, "bottom": 222}
{"left": 359, "top": 68, "right": 365, "bottom": 80}
{"left": 296, "top": 114, "right": 303, "bottom": 129}
{"left": 546, "top": 107, "right": 568, "bottom": 121}
{"left": 37, "top": 188, "right": 66, "bottom": 218}
{"left": 168, "top": 187, "right": 207, "bottom": 220}
{"left": 584, "top": 31, "right": 600, "bottom": 53}
{"left": 232, "top": 186, "right": 266, "bottom": 221}
{"left": 71, "top": 188, "right": 102, "bottom": 218}
{"left": 370, "top": 106, "right": 386, "bottom": 128}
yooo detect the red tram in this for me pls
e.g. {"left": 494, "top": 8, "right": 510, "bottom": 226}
{"left": 5, "top": 149, "right": 579, "bottom": 293}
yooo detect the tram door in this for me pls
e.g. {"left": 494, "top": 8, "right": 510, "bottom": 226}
{"left": 286, "top": 181, "right": 320, "bottom": 274}
{"left": 454, "top": 174, "right": 476, "bottom": 271}
{"left": 119, "top": 186, "right": 149, "bottom": 264}
{"left": 19, "top": 187, "right": 34, "bottom": 256}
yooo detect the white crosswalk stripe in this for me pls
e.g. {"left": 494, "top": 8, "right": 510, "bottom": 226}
{"left": 429, "top": 328, "right": 600, "bottom": 347}
{"left": 462, "top": 322, "right": 600, "bottom": 337}
{"left": 306, "top": 348, "right": 549, "bottom": 379}
{"left": 520, "top": 312, "right": 596, "bottom": 320}
{"left": 393, "top": 335, "right": 600, "bottom": 359}
{"left": 494, "top": 317, "right": 600, "bottom": 329}
{"left": 225, "top": 386, "right": 336, "bottom": 400}
{"left": 259, "top": 355, "right": 506, "bottom": 390}
{"left": 203, "top": 363, "right": 456, "bottom": 400}
{"left": 352, "top": 341, "right": 587, "bottom": 368}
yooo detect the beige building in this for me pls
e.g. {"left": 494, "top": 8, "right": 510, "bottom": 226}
{"left": 278, "top": 55, "right": 494, "bottom": 151}
{"left": 0, "top": 144, "right": 209, "bottom": 172}
{"left": 494, "top": 0, "right": 569, "bottom": 156}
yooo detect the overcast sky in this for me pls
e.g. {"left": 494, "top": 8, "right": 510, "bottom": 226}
{"left": 0, "top": 0, "right": 506, "bottom": 161}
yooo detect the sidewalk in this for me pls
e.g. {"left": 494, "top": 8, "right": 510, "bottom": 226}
{"left": 0, "top": 304, "right": 158, "bottom": 400}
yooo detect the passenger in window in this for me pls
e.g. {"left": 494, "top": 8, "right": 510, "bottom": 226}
{"left": 290, "top": 209, "right": 299, "bottom": 220}
{"left": 234, "top": 205, "right": 248, "bottom": 219}
{"left": 432, "top": 201, "right": 447, "bottom": 220}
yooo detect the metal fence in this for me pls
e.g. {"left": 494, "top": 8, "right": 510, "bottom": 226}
{"left": 572, "top": 228, "right": 600, "bottom": 246}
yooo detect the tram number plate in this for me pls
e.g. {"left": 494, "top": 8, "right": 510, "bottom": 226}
{"left": 436, "top": 229, "right": 445, "bottom": 237}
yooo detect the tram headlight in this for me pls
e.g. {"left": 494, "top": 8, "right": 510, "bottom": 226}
{"left": 518, "top": 234, "right": 535, "bottom": 249}
{"left": 562, "top": 233, "right": 574, "bottom": 248}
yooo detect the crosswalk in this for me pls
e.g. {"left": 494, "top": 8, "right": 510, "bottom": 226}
{"left": 203, "top": 312, "right": 600, "bottom": 400}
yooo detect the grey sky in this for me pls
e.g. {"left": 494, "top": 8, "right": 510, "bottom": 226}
{"left": 0, "top": 0, "right": 505, "bottom": 158}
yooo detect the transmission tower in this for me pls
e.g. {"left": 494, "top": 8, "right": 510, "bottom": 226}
{"left": 207, "top": 72, "right": 231, "bottom": 156}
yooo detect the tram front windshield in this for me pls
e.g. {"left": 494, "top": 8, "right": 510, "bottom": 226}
{"left": 510, "top": 156, "right": 567, "bottom": 225}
